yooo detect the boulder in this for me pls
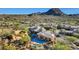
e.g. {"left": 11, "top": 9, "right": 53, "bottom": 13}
{"left": 29, "top": 26, "right": 46, "bottom": 34}
{"left": 59, "top": 30, "right": 74, "bottom": 36}
{"left": 37, "top": 31, "right": 56, "bottom": 42}
{"left": 57, "top": 24, "right": 72, "bottom": 30}
{"left": 37, "top": 31, "right": 53, "bottom": 40}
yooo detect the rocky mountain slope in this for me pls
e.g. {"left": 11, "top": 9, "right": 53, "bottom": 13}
{"left": 42, "top": 8, "right": 65, "bottom": 16}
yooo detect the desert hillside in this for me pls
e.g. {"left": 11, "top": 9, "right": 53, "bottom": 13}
{"left": 0, "top": 8, "right": 79, "bottom": 50}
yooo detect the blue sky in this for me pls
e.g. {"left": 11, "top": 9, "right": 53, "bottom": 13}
{"left": 0, "top": 8, "right": 79, "bottom": 14}
{"left": 60, "top": 8, "right": 79, "bottom": 14}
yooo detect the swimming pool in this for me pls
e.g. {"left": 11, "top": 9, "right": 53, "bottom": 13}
{"left": 31, "top": 34, "right": 48, "bottom": 44}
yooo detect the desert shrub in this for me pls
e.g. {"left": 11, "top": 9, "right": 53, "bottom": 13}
{"left": 54, "top": 41, "right": 72, "bottom": 50}
{"left": 21, "top": 34, "right": 30, "bottom": 42}
{"left": 65, "top": 36, "right": 78, "bottom": 42}
{"left": 73, "top": 33, "right": 79, "bottom": 38}
{"left": 22, "top": 27, "right": 29, "bottom": 32}
{"left": 0, "top": 28, "right": 13, "bottom": 36}
{"left": 3, "top": 44, "right": 16, "bottom": 50}
{"left": 20, "top": 30, "right": 31, "bottom": 42}
{"left": 13, "top": 23, "right": 20, "bottom": 30}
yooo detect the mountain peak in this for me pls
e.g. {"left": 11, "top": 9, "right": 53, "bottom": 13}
{"left": 43, "top": 8, "right": 65, "bottom": 16}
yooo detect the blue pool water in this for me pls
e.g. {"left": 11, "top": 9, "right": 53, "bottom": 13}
{"left": 31, "top": 34, "right": 48, "bottom": 44}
